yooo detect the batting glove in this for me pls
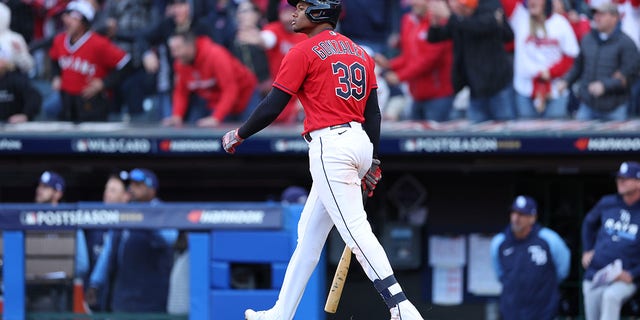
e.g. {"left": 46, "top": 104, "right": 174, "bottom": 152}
{"left": 222, "top": 129, "right": 244, "bottom": 154}
{"left": 362, "top": 158, "right": 382, "bottom": 197}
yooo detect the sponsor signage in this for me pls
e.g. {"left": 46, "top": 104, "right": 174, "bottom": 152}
{"left": 159, "top": 139, "right": 221, "bottom": 153}
{"left": 0, "top": 203, "right": 283, "bottom": 230}
{"left": 2, "top": 129, "right": 640, "bottom": 155}
{"left": 72, "top": 138, "right": 152, "bottom": 153}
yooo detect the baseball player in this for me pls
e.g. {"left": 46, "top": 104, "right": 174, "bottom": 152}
{"left": 222, "top": 1, "right": 424, "bottom": 319}
{"left": 49, "top": 0, "right": 132, "bottom": 122}
{"left": 490, "top": 195, "right": 570, "bottom": 320}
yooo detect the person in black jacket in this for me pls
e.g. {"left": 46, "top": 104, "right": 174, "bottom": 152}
{"left": 0, "top": 55, "right": 42, "bottom": 123}
{"left": 559, "top": 2, "right": 640, "bottom": 121}
{"left": 428, "top": 0, "right": 516, "bottom": 122}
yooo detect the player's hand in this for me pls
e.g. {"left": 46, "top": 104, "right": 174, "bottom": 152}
{"left": 52, "top": 76, "right": 61, "bottom": 91}
{"left": 82, "top": 78, "right": 104, "bottom": 99}
{"left": 616, "top": 270, "right": 634, "bottom": 283}
{"left": 222, "top": 129, "right": 244, "bottom": 154}
{"left": 143, "top": 51, "right": 160, "bottom": 74}
{"left": 384, "top": 71, "right": 400, "bottom": 86}
{"left": 582, "top": 250, "right": 594, "bottom": 269}
{"left": 588, "top": 81, "right": 605, "bottom": 97}
{"left": 8, "top": 114, "right": 28, "bottom": 124}
{"left": 362, "top": 158, "right": 382, "bottom": 197}
{"left": 556, "top": 80, "right": 568, "bottom": 93}
{"left": 196, "top": 117, "right": 220, "bottom": 128}
{"left": 162, "top": 115, "right": 183, "bottom": 127}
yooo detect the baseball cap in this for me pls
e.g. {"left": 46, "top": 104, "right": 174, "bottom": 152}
{"left": 66, "top": 0, "right": 95, "bottom": 22}
{"left": 129, "top": 168, "right": 159, "bottom": 189}
{"left": 40, "top": 171, "right": 65, "bottom": 192}
{"left": 592, "top": 2, "right": 619, "bottom": 14}
{"left": 511, "top": 195, "right": 537, "bottom": 215}
{"left": 616, "top": 161, "right": 640, "bottom": 179}
{"left": 281, "top": 186, "right": 308, "bottom": 204}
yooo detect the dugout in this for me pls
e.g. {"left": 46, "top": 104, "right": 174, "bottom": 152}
{"left": 0, "top": 120, "right": 639, "bottom": 319}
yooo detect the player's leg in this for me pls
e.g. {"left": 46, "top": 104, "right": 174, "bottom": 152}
{"left": 582, "top": 280, "right": 605, "bottom": 320}
{"left": 245, "top": 185, "right": 333, "bottom": 320}
{"left": 310, "top": 129, "right": 423, "bottom": 319}
{"left": 600, "top": 281, "right": 636, "bottom": 320}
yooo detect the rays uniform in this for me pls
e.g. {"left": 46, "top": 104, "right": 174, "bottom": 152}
{"left": 49, "top": 31, "right": 130, "bottom": 121}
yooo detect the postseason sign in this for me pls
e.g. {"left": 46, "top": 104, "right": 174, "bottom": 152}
{"left": 0, "top": 203, "right": 283, "bottom": 230}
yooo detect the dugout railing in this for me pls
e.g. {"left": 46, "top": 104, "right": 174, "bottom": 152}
{"left": 0, "top": 202, "right": 326, "bottom": 320}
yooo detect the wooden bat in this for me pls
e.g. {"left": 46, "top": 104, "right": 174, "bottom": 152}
{"left": 324, "top": 245, "right": 352, "bottom": 313}
{"left": 324, "top": 189, "right": 369, "bottom": 313}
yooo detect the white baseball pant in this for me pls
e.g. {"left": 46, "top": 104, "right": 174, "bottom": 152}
{"left": 269, "top": 122, "right": 394, "bottom": 320}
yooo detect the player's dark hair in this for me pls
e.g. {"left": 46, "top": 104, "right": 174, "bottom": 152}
{"left": 170, "top": 30, "right": 197, "bottom": 44}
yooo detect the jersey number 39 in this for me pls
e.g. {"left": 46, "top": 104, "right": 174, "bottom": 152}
{"left": 332, "top": 62, "right": 366, "bottom": 101}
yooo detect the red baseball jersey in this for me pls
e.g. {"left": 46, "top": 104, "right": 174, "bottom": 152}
{"left": 273, "top": 30, "right": 377, "bottom": 134}
{"left": 49, "top": 31, "right": 129, "bottom": 95}
{"left": 173, "top": 37, "right": 258, "bottom": 122}
{"left": 262, "top": 21, "right": 307, "bottom": 79}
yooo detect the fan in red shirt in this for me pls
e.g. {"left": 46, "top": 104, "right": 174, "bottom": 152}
{"left": 164, "top": 32, "right": 259, "bottom": 127}
{"left": 375, "top": 0, "right": 454, "bottom": 122}
{"left": 49, "top": 0, "right": 132, "bottom": 122}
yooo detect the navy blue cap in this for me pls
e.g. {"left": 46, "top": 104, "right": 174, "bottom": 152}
{"left": 511, "top": 195, "right": 537, "bottom": 215}
{"left": 40, "top": 171, "right": 65, "bottom": 192}
{"left": 281, "top": 186, "right": 308, "bottom": 204}
{"left": 617, "top": 161, "right": 640, "bottom": 179}
{"left": 129, "top": 168, "right": 159, "bottom": 189}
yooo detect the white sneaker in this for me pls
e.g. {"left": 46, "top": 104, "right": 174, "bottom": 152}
{"left": 389, "top": 301, "right": 424, "bottom": 320}
{"left": 245, "top": 309, "right": 271, "bottom": 320}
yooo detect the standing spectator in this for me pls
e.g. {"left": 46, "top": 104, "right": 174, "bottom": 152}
{"left": 49, "top": 0, "right": 133, "bottom": 122}
{"left": 428, "top": 0, "right": 516, "bottom": 123}
{"left": 375, "top": 0, "right": 454, "bottom": 122}
{"left": 163, "top": 31, "right": 258, "bottom": 127}
{"left": 0, "top": 2, "right": 35, "bottom": 74}
{"left": 236, "top": 0, "right": 306, "bottom": 123}
{"left": 0, "top": 52, "right": 42, "bottom": 123}
{"left": 90, "top": 168, "right": 177, "bottom": 313}
{"left": 552, "top": 0, "right": 590, "bottom": 42}
{"left": 232, "top": 1, "right": 270, "bottom": 96}
{"left": 503, "top": 0, "right": 579, "bottom": 119}
{"left": 559, "top": 2, "right": 639, "bottom": 121}
{"left": 85, "top": 171, "right": 130, "bottom": 312}
{"left": 490, "top": 195, "right": 571, "bottom": 320}
{"left": 93, "top": 0, "right": 161, "bottom": 122}
{"left": 581, "top": 161, "right": 640, "bottom": 320}
{"left": 338, "top": 0, "right": 400, "bottom": 55}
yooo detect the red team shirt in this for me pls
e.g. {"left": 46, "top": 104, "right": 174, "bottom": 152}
{"left": 173, "top": 37, "right": 257, "bottom": 122}
{"left": 273, "top": 30, "right": 377, "bottom": 134}
{"left": 49, "top": 31, "right": 129, "bottom": 95}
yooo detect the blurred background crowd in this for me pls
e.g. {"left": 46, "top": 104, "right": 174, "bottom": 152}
{"left": 1, "top": 0, "right": 640, "bottom": 127}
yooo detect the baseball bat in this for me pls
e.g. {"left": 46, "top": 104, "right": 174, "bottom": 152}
{"left": 324, "top": 189, "right": 369, "bottom": 313}
{"left": 324, "top": 245, "right": 351, "bottom": 313}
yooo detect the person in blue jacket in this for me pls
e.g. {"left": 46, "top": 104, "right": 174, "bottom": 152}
{"left": 491, "top": 195, "right": 570, "bottom": 320}
{"left": 582, "top": 161, "right": 640, "bottom": 320}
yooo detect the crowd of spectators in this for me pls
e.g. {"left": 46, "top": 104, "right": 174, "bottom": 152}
{"left": 0, "top": 0, "right": 639, "bottom": 125}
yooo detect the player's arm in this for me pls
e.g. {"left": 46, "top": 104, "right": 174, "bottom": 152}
{"left": 102, "top": 57, "right": 133, "bottom": 90}
{"left": 581, "top": 199, "right": 606, "bottom": 251}
{"left": 221, "top": 88, "right": 291, "bottom": 154}
{"left": 238, "top": 87, "right": 292, "bottom": 138}
{"left": 363, "top": 88, "right": 381, "bottom": 158}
